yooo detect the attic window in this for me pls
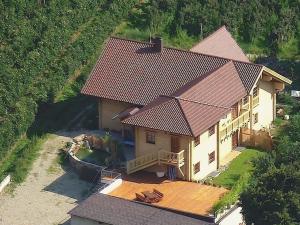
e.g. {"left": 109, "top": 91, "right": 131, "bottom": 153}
{"left": 194, "top": 136, "right": 200, "bottom": 147}
{"left": 146, "top": 131, "right": 155, "bottom": 144}
{"left": 208, "top": 125, "right": 215, "bottom": 136}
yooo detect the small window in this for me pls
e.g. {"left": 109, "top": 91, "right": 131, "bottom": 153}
{"left": 193, "top": 162, "right": 200, "bottom": 174}
{"left": 208, "top": 125, "right": 215, "bottom": 136}
{"left": 146, "top": 131, "right": 155, "bottom": 144}
{"left": 253, "top": 113, "right": 258, "bottom": 124}
{"left": 194, "top": 136, "right": 200, "bottom": 147}
{"left": 242, "top": 96, "right": 248, "bottom": 105}
{"left": 208, "top": 151, "right": 215, "bottom": 164}
{"left": 253, "top": 87, "right": 258, "bottom": 97}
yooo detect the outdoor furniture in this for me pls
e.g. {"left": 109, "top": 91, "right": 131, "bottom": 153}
{"left": 135, "top": 193, "right": 151, "bottom": 203}
{"left": 153, "top": 189, "right": 164, "bottom": 200}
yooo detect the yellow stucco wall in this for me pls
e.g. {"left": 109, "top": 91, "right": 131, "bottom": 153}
{"left": 192, "top": 125, "right": 217, "bottom": 180}
{"left": 252, "top": 80, "right": 275, "bottom": 130}
{"left": 99, "top": 98, "right": 132, "bottom": 132}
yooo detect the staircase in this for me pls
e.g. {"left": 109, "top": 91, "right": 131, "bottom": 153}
{"left": 126, "top": 150, "right": 185, "bottom": 174}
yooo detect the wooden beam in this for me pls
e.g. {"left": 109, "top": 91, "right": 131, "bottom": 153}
{"left": 262, "top": 74, "right": 272, "bottom": 81}
{"left": 263, "top": 66, "right": 292, "bottom": 85}
{"left": 274, "top": 82, "right": 285, "bottom": 91}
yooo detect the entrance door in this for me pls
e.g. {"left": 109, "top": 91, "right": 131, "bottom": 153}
{"left": 231, "top": 103, "right": 239, "bottom": 119}
{"left": 232, "top": 131, "right": 238, "bottom": 150}
{"left": 171, "top": 136, "right": 180, "bottom": 153}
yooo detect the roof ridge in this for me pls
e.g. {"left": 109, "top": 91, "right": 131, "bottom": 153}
{"left": 190, "top": 25, "right": 226, "bottom": 49}
{"left": 109, "top": 36, "right": 262, "bottom": 66}
{"left": 172, "top": 61, "right": 233, "bottom": 97}
{"left": 175, "top": 98, "right": 195, "bottom": 137}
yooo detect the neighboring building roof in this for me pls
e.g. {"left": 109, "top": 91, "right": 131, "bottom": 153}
{"left": 190, "top": 26, "right": 250, "bottom": 62}
{"left": 123, "top": 62, "right": 246, "bottom": 137}
{"left": 81, "top": 36, "right": 263, "bottom": 105}
{"left": 69, "top": 193, "right": 215, "bottom": 225}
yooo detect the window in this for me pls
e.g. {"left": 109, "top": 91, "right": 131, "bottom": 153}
{"left": 193, "top": 162, "right": 200, "bottom": 174}
{"left": 253, "top": 113, "right": 258, "bottom": 124}
{"left": 194, "top": 136, "right": 200, "bottom": 147}
{"left": 146, "top": 131, "right": 155, "bottom": 144}
{"left": 208, "top": 125, "right": 215, "bottom": 136}
{"left": 253, "top": 87, "right": 258, "bottom": 97}
{"left": 242, "top": 96, "right": 248, "bottom": 105}
{"left": 208, "top": 151, "right": 215, "bottom": 164}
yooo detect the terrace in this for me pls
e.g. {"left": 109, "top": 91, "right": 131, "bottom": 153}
{"left": 107, "top": 171, "right": 228, "bottom": 216}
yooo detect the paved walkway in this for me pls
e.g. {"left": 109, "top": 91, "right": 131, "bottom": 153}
{"left": 0, "top": 133, "right": 93, "bottom": 225}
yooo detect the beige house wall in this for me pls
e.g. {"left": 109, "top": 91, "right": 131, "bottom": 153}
{"left": 71, "top": 216, "right": 108, "bottom": 225}
{"left": 219, "top": 112, "right": 233, "bottom": 161}
{"left": 252, "top": 80, "right": 275, "bottom": 130}
{"left": 192, "top": 125, "right": 217, "bottom": 180}
{"left": 99, "top": 98, "right": 132, "bottom": 132}
{"left": 134, "top": 127, "right": 190, "bottom": 178}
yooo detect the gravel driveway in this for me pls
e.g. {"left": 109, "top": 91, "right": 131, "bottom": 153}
{"left": 0, "top": 133, "right": 93, "bottom": 225}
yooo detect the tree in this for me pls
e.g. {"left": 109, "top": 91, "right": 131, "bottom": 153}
{"left": 240, "top": 116, "right": 300, "bottom": 225}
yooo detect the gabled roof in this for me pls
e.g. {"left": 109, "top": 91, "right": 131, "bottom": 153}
{"left": 123, "top": 62, "right": 246, "bottom": 137}
{"left": 81, "top": 36, "right": 262, "bottom": 105}
{"left": 69, "top": 193, "right": 215, "bottom": 225}
{"left": 190, "top": 26, "right": 250, "bottom": 62}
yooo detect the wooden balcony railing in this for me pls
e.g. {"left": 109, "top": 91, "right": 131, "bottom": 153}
{"left": 158, "top": 150, "right": 185, "bottom": 167}
{"left": 219, "top": 110, "right": 250, "bottom": 141}
{"left": 253, "top": 96, "right": 259, "bottom": 107}
{"left": 241, "top": 102, "right": 249, "bottom": 110}
{"left": 126, "top": 150, "right": 185, "bottom": 174}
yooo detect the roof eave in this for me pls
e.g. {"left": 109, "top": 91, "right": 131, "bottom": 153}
{"left": 262, "top": 66, "right": 292, "bottom": 85}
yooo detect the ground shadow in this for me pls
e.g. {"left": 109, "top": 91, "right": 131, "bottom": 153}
{"left": 43, "top": 169, "right": 94, "bottom": 201}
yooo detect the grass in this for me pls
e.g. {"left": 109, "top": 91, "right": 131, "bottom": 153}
{"left": 213, "top": 149, "right": 265, "bottom": 189}
{"left": 76, "top": 146, "right": 109, "bottom": 166}
{"left": 211, "top": 149, "right": 266, "bottom": 214}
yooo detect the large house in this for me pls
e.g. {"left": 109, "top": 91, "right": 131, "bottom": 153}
{"left": 81, "top": 26, "right": 291, "bottom": 181}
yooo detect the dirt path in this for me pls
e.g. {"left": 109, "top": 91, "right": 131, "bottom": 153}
{"left": 0, "top": 133, "right": 93, "bottom": 225}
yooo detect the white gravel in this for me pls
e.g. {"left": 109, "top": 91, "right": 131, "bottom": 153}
{"left": 0, "top": 133, "right": 93, "bottom": 225}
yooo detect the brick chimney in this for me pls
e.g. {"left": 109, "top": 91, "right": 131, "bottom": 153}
{"left": 151, "top": 37, "right": 163, "bottom": 52}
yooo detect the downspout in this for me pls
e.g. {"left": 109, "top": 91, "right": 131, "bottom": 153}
{"left": 216, "top": 122, "right": 220, "bottom": 169}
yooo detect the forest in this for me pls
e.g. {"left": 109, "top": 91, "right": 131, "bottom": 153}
{"left": 0, "top": 0, "right": 136, "bottom": 181}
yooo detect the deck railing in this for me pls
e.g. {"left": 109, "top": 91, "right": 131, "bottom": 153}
{"left": 126, "top": 152, "right": 158, "bottom": 174}
{"left": 253, "top": 96, "right": 259, "bottom": 107}
{"left": 158, "top": 150, "right": 185, "bottom": 167}
{"left": 126, "top": 150, "right": 185, "bottom": 174}
{"left": 220, "top": 110, "right": 250, "bottom": 141}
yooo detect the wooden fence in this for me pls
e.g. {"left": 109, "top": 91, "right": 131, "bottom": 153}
{"left": 240, "top": 128, "right": 273, "bottom": 151}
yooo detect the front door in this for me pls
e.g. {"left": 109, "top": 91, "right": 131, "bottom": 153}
{"left": 232, "top": 131, "right": 238, "bottom": 150}
{"left": 171, "top": 136, "right": 180, "bottom": 153}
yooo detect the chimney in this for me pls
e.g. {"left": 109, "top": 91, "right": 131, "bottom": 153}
{"left": 151, "top": 37, "right": 163, "bottom": 52}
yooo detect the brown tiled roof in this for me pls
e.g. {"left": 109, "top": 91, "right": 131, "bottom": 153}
{"left": 81, "top": 36, "right": 262, "bottom": 105}
{"left": 123, "top": 62, "right": 246, "bottom": 137}
{"left": 69, "top": 193, "right": 215, "bottom": 225}
{"left": 190, "top": 26, "right": 250, "bottom": 62}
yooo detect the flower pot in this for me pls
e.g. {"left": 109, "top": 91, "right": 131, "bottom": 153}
{"left": 156, "top": 171, "right": 165, "bottom": 178}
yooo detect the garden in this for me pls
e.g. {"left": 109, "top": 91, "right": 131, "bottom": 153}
{"left": 207, "top": 148, "right": 266, "bottom": 215}
{"left": 72, "top": 133, "right": 125, "bottom": 169}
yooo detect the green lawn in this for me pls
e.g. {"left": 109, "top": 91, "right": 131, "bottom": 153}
{"left": 213, "top": 149, "right": 265, "bottom": 189}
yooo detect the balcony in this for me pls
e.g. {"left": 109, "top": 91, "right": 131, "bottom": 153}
{"left": 219, "top": 110, "right": 250, "bottom": 141}
{"left": 126, "top": 150, "right": 185, "bottom": 174}
{"left": 253, "top": 96, "right": 259, "bottom": 107}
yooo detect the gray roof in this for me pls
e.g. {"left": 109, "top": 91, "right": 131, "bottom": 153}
{"left": 69, "top": 193, "right": 215, "bottom": 225}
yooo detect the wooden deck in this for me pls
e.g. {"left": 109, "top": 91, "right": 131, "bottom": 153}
{"left": 108, "top": 172, "right": 228, "bottom": 216}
